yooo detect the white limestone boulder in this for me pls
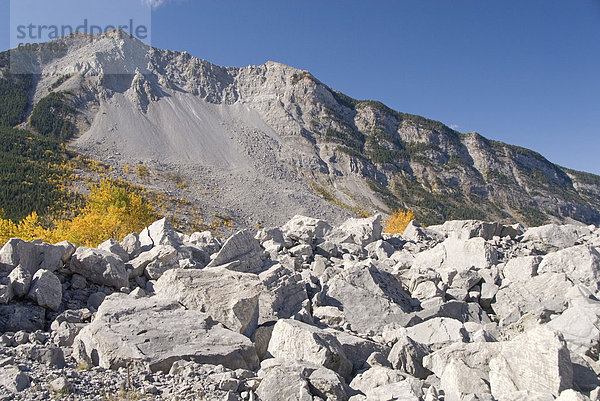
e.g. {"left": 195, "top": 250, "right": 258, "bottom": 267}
{"left": 8, "top": 265, "right": 32, "bottom": 298}
{"left": 72, "top": 293, "right": 259, "bottom": 372}
{"left": 70, "top": 247, "right": 129, "bottom": 289}
{"left": 0, "top": 238, "right": 66, "bottom": 275}
{"left": 322, "top": 261, "right": 413, "bottom": 335}
{"left": 206, "top": 229, "right": 265, "bottom": 273}
{"left": 281, "top": 215, "right": 332, "bottom": 244}
{"left": 489, "top": 326, "right": 573, "bottom": 399}
{"left": 267, "top": 319, "right": 353, "bottom": 379}
{"left": 155, "top": 267, "right": 263, "bottom": 337}
{"left": 27, "top": 269, "right": 62, "bottom": 311}
{"left": 327, "top": 215, "right": 383, "bottom": 246}
{"left": 537, "top": 245, "right": 600, "bottom": 291}
{"left": 413, "top": 237, "right": 497, "bottom": 273}
{"left": 521, "top": 224, "right": 592, "bottom": 252}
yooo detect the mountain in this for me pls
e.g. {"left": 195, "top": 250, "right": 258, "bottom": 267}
{"left": 3, "top": 30, "right": 600, "bottom": 228}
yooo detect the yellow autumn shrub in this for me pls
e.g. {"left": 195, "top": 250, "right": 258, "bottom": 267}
{"left": 383, "top": 208, "right": 415, "bottom": 234}
{"left": 0, "top": 180, "right": 159, "bottom": 247}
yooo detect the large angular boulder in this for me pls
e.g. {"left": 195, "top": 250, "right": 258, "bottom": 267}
{"left": 187, "top": 230, "right": 222, "bottom": 255}
{"left": 256, "top": 358, "right": 321, "bottom": 401}
{"left": 393, "top": 317, "right": 468, "bottom": 349}
{"left": 98, "top": 239, "right": 129, "bottom": 262}
{"left": 440, "top": 359, "right": 491, "bottom": 401}
{"left": 120, "top": 232, "right": 142, "bottom": 260}
{"left": 70, "top": 247, "right": 129, "bottom": 289}
{"left": 281, "top": 215, "right": 332, "bottom": 244}
{"left": 429, "top": 220, "right": 502, "bottom": 240}
{"left": 258, "top": 264, "right": 309, "bottom": 324}
{"left": 361, "top": 381, "right": 422, "bottom": 401}
{"left": 547, "top": 303, "right": 600, "bottom": 357}
{"left": 348, "top": 366, "right": 404, "bottom": 394}
{"left": 307, "top": 367, "right": 349, "bottom": 401}
{"left": 413, "top": 237, "right": 497, "bottom": 273}
{"left": 0, "top": 303, "right": 45, "bottom": 332}
{"left": 365, "top": 239, "right": 395, "bottom": 261}
{"left": 556, "top": 390, "right": 591, "bottom": 401}
{"left": 0, "top": 280, "right": 12, "bottom": 304}
{"left": 139, "top": 218, "right": 183, "bottom": 248}
{"left": 423, "top": 341, "right": 503, "bottom": 380}
{"left": 325, "top": 329, "right": 390, "bottom": 373}
{"left": 402, "top": 220, "right": 445, "bottom": 245}
{"left": 416, "top": 300, "right": 491, "bottom": 325}
{"left": 0, "top": 366, "right": 30, "bottom": 393}
{"left": 267, "top": 319, "right": 353, "bottom": 379}
{"left": 323, "top": 261, "right": 413, "bottom": 334}
{"left": 0, "top": 238, "right": 66, "bottom": 275}
{"left": 537, "top": 245, "right": 600, "bottom": 291}
{"left": 257, "top": 359, "right": 350, "bottom": 401}
{"left": 521, "top": 224, "right": 592, "bottom": 253}
{"left": 327, "top": 215, "right": 383, "bottom": 246}
{"left": 489, "top": 326, "right": 573, "bottom": 399}
{"left": 407, "top": 300, "right": 491, "bottom": 326}
{"left": 206, "top": 229, "right": 265, "bottom": 273}
{"left": 72, "top": 293, "right": 259, "bottom": 372}
{"left": 155, "top": 267, "right": 263, "bottom": 337}
{"left": 349, "top": 366, "right": 422, "bottom": 400}
{"left": 16, "top": 344, "right": 65, "bottom": 368}
{"left": 502, "top": 256, "right": 542, "bottom": 283}
{"left": 127, "top": 245, "right": 178, "bottom": 279}
{"left": 51, "top": 309, "right": 91, "bottom": 347}
{"left": 493, "top": 272, "right": 573, "bottom": 323}
{"left": 388, "top": 335, "right": 431, "bottom": 379}
{"left": 27, "top": 269, "right": 62, "bottom": 311}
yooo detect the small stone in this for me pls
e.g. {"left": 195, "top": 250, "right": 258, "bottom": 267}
{"left": 480, "top": 282, "right": 499, "bottom": 309}
{"left": 13, "top": 331, "right": 29, "bottom": 345}
{"left": 129, "top": 287, "right": 146, "bottom": 298}
{"left": 365, "top": 351, "right": 391, "bottom": 368}
{"left": 29, "top": 331, "right": 49, "bottom": 344}
{"left": 0, "top": 366, "right": 30, "bottom": 393}
{"left": 87, "top": 291, "right": 106, "bottom": 311}
{"left": 218, "top": 378, "right": 241, "bottom": 392}
{"left": 50, "top": 376, "right": 72, "bottom": 394}
{"left": 0, "top": 282, "right": 13, "bottom": 304}
{"left": 0, "top": 357, "right": 14, "bottom": 367}
{"left": 446, "top": 288, "right": 468, "bottom": 302}
{"left": 71, "top": 274, "right": 87, "bottom": 290}
{"left": 8, "top": 265, "right": 32, "bottom": 298}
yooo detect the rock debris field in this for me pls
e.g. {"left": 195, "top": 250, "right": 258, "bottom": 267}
{"left": 1, "top": 215, "right": 600, "bottom": 401}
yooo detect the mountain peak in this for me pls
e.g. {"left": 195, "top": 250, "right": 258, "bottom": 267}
{"left": 5, "top": 35, "right": 600, "bottom": 228}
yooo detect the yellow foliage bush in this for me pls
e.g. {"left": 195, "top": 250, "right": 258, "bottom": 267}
{"left": 0, "top": 180, "right": 159, "bottom": 247}
{"left": 136, "top": 164, "right": 149, "bottom": 179}
{"left": 383, "top": 209, "right": 415, "bottom": 234}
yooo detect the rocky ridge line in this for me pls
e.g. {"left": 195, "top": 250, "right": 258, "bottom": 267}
{"left": 10, "top": 30, "right": 600, "bottom": 228}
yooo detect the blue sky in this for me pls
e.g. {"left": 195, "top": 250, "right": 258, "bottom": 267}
{"left": 1, "top": 0, "right": 599, "bottom": 174}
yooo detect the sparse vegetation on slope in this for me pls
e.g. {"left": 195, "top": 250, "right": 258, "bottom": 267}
{"left": 311, "top": 183, "right": 371, "bottom": 218}
{"left": 0, "top": 179, "right": 159, "bottom": 247}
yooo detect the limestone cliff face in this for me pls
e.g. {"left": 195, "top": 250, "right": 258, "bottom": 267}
{"left": 15, "top": 30, "right": 600, "bottom": 226}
